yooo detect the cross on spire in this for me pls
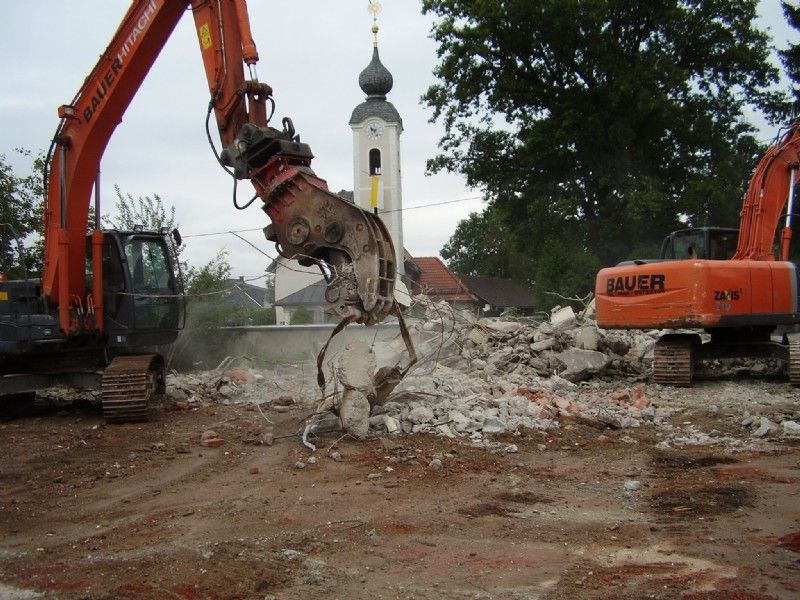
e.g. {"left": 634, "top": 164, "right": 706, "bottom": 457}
{"left": 368, "top": 1, "right": 382, "bottom": 47}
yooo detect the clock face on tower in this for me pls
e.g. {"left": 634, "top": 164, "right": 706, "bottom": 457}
{"left": 365, "top": 121, "right": 383, "bottom": 140}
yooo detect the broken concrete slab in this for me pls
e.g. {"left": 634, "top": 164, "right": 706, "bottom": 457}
{"left": 553, "top": 349, "right": 610, "bottom": 382}
{"left": 574, "top": 326, "right": 600, "bottom": 351}
{"left": 550, "top": 306, "right": 577, "bottom": 329}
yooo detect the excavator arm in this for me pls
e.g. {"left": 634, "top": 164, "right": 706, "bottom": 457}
{"left": 43, "top": 0, "right": 395, "bottom": 336}
{"left": 734, "top": 122, "right": 800, "bottom": 261}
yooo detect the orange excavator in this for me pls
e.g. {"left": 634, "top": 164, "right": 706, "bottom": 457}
{"left": 0, "top": 0, "right": 396, "bottom": 420}
{"left": 596, "top": 123, "right": 800, "bottom": 386}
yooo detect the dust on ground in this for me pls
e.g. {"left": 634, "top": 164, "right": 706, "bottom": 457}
{"left": 1, "top": 375, "right": 799, "bottom": 600}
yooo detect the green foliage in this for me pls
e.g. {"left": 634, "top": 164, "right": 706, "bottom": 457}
{"left": 185, "top": 249, "right": 231, "bottom": 296}
{"left": 0, "top": 150, "right": 45, "bottom": 278}
{"left": 105, "top": 185, "right": 185, "bottom": 280}
{"left": 441, "top": 207, "right": 509, "bottom": 276}
{"left": 289, "top": 305, "right": 312, "bottom": 325}
{"left": 425, "top": 0, "right": 783, "bottom": 301}
{"left": 781, "top": 1, "right": 800, "bottom": 114}
{"left": 182, "top": 252, "right": 276, "bottom": 328}
{"left": 183, "top": 250, "right": 233, "bottom": 329}
{"left": 243, "top": 306, "right": 276, "bottom": 325}
{"left": 104, "top": 185, "right": 177, "bottom": 232}
{"left": 532, "top": 238, "right": 601, "bottom": 311}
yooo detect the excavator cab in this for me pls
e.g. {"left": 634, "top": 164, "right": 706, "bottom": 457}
{"left": 659, "top": 227, "right": 739, "bottom": 261}
{"left": 88, "top": 230, "right": 183, "bottom": 349}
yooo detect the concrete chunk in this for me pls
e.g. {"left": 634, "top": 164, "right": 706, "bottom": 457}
{"left": 550, "top": 306, "right": 576, "bottom": 329}
{"left": 553, "top": 349, "right": 610, "bottom": 382}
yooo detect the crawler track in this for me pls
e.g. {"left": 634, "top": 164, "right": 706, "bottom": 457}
{"left": 653, "top": 335, "right": 697, "bottom": 387}
{"left": 101, "top": 354, "right": 164, "bottom": 423}
{"left": 789, "top": 341, "right": 800, "bottom": 386}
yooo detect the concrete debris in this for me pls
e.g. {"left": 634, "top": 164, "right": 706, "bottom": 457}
{"left": 782, "top": 420, "right": 800, "bottom": 436}
{"left": 339, "top": 390, "right": 371, "bottom": 440}
{"left": 320, "top": 295, "right": 668, "bottom": 440}
{"left": 157, "top": 295, "right": 795, "bottom": 451}
{"left": 553, "top": 349, "right": 610, "bottom": 382}
{"left": 753, "top": 417, "right": 778, "bottom": 438}
{"left": 384, "top": 415, "right": 399, "bottom": 433}
{"left": 201, "top": 438, "right": 224, "bottom": 448}
{"left": 550, "top": 306, "right": 577, "bottom": 329}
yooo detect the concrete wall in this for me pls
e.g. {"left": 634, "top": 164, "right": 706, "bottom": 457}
{"left": 168, "top": 322, "right": 404, "bottom": 369}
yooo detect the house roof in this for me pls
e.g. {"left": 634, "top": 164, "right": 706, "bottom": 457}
{"left": 223, "top": 278, "right": 267, "bottom": 308}
{"left": 275, "top": 278, "right": 328, "bottom": 306}
{"left": 410, "top": 257, "right": 476, "bottom": 303}
{"left": 459, "top": 275, "right": 534, "bottom": 309}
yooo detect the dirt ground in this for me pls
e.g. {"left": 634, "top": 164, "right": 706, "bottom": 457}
{"left": 0, "top": 378, "right": 799, "bottom": 600}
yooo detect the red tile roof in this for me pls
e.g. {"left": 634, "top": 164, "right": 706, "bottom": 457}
{"left": 410, "top": 257, "right": 477, "bottom": 303}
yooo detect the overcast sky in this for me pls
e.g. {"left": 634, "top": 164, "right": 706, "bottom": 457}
{"left": 0, "top": 1, "right": 796, "bottom": 278}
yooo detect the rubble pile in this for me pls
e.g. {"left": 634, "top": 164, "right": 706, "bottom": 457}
{"left": 155, "top": 297, "right": 799, "bottom": 449}
{"left": 165, "top": 360, "right": 316, "bottom": 408}
{"left": 315, "top": 297, "right": 669, "bottom": 440}
{"left": 451, "top": 303, "right": 657, "bottom": 383}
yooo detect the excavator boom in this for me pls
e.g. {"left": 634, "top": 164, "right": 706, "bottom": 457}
{"left": 43, "top": 0, "right": 395, "bottom": 335}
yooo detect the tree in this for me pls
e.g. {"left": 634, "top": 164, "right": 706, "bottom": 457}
{"left": 289, "top": 305, "right": 312, "bottom": 325}
{"left": 781, "top": 1, "right": 800, "bottom": 113}
{"left": 106, "top": 185, "right": 187, "bottom": 284}
{"left": 424, "top": 0, "right": 783, "bottom": 298}
{"left": 441, "top": 204, "right": 534, "bottom": 283}
{"left": 0, "top": 150, "right": 45, "bottom": 278}
{"left": 182, "top": 250, "right": 233, "bottom": 329}
{"left": 103, "top": 185, "right": 177, "bottom": 232}
{"left": 185, "top": 249, "right": 231, "bottom": 296}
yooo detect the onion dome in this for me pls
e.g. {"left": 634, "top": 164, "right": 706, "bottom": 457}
{"left": 358, "top": 47, "right": 393, "bottom": 99}
{"left": 350, "top": 46, "right": 402, "bottom": 128}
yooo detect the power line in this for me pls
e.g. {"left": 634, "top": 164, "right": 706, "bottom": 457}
{"left": 380, "top": 195, "right": 483, "bottom": 213}
{"left": 180, "top": 194, "right": 484, "bottom": 239}
{"left": 183, "top": 226, "right": 262, "bottom": 239}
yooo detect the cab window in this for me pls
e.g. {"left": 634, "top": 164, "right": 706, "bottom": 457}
{"left": 124, "top": 238, "right": 172, "bottom": 292}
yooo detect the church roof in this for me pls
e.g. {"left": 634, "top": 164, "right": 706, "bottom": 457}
{"left": 350, "top": 100, "right": 402, "bottom": 126}
{"left": 349, "top": 45, "right": 402, "bottom": 127}
{"left": 359, "top": 47, "right": 393, "bottom": 97}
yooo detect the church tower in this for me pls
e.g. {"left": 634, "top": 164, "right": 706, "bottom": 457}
{"left": 349, "top": 7, "right": 404, "bottom": 274}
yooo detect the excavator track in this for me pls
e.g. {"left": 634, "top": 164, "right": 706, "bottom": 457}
{"left": 101, "top": 355, "right": 164, "bottom": 424}
{"left": 653, "top": 335, "right": 698, "bottom": 387}
{"left": 789, "top": 341, "right": 800, "bottom": 386}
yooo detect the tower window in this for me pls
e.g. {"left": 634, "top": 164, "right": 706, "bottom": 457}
{"left": 369, "top": 148, "right": 382, "bottom": 175}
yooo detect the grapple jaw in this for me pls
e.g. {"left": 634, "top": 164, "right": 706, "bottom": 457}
{"left": 262, "top": 168, "right": 396, "bottom": 325}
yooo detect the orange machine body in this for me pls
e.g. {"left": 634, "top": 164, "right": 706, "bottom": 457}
{"left": 596, "top": 122, "right": 800, "bottom": 333}
{"left": 596, "top": 259, "right": 799, "bottom": 329}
